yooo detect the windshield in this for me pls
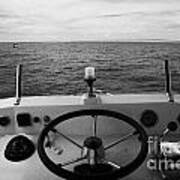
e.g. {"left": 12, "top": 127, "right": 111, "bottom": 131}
{"left": 0, "top": 42, "right": 180, "bottom": 98}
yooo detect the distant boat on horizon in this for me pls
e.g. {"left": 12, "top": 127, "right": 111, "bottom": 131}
{"left": 13, "top": 42, "right": 18, "bottom": 48}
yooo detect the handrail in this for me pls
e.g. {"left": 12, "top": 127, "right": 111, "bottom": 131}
{"left": 164, "top": 60, "right": 174, "bottom": 102}
{"left": 14, "top": 64, "right": 22, "bottom": 105}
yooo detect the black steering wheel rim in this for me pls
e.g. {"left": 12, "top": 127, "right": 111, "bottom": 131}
{"left": 37, "top": 109, "right": 148, "bottom": 180}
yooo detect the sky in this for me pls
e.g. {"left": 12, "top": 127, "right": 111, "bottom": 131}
{"left": 0, "top": 0, "right": 180, "bottom": 42}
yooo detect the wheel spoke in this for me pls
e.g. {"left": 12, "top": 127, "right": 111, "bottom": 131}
{"left": 58, "top": 156, "right": 86, "bottom": 167}
{"left": 105, "top": 131, "right": 138, "bottom": 150}
{"left": 50, "top": 128, "right": 83, "bottom": 149}
{"left": 107, "top": 161, "right": 121, "bottom": 169}
{"left": 92, "top": 115, "right": 98, "bottom": 137}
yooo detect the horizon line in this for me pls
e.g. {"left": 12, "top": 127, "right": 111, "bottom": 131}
{"left": 0, "top": 39, "right": 180, "bottom": 43}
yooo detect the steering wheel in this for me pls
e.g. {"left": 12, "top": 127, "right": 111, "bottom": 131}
{"left": 37, "top": 109, "right": 148, "bottom": 180}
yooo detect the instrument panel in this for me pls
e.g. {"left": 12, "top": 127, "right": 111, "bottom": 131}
{"left": 0, "top": 102, "right": 180, "bottom": 135}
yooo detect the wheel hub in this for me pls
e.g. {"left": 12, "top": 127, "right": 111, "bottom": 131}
{"left": 75, "top": 136, "right": 113, "bottom": 177}
{"left": 84, "top": 136, "right": 102, "bottom": 149}
{"left": 82, "top": 136, "right": 105, "bottom": 165}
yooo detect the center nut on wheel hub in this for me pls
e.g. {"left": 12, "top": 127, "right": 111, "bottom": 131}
{"left": 82, "top": 136, "right": 105, "bottom": 165}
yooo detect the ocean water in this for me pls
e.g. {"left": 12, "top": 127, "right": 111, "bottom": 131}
{"left": 0, "top": 42, "right": 180, "bottom": 98}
